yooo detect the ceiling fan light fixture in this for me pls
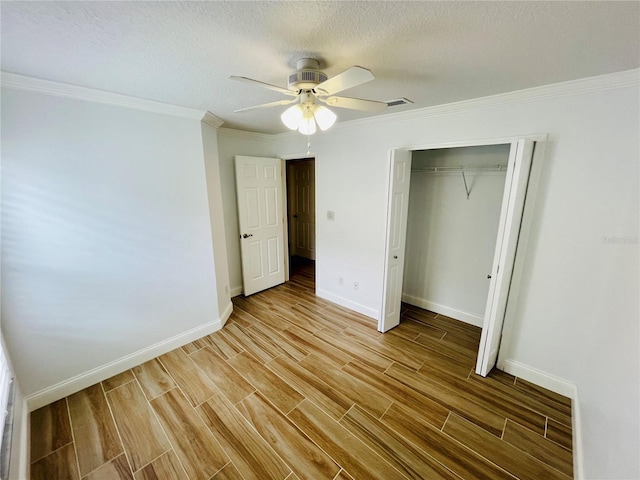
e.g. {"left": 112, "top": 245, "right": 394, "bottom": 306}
{"left": 298, "top": 114, "right": 317, "bottom": 135}
{"left": 233, "top": 60, "right": 386, "bottom": 133}
{"left": 281, "top": 103, "right": 335, "bottom": 135}
{"left": 281, "top": 104, "right": 303, "bottom": 130}
{"left": 313, "top": 105, "right": 337, "bottom": 131}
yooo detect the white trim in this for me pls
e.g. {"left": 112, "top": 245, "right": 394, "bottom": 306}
{"left": 219, "top": 301, "right": 234, "bottom": 328}
{"left": 390, "top": 133, "right": 548, "bottom": 153}
{"left": 497, "top": 139, "right": 548, "bottom": 368}
{"left": 281, "top": 158, "right": 290, "bottom": 282}
{"left": 202, "top": 111, "right": 224, "bottom": 128}
{"left": 11, "top": 397, "right": 29, "bottom": 480}
{"left": 571, "top": 387, "right": 584, "bottom": 480}
{"left": 217, "top": 127, "right": 274, "bottom": 141}
{"left": 401, "top": 294, "right": 483, "bottom": 328}
{"left": 1, "top": 72, "right": 207, "bottom": 120}
{"left": 500, "top": 358, "right": 583, "bottom": 478}
{"left": 316, "top": 289, "right": 378, "bottom": 320}
{"left": 499, "top": 358, "right": 576, "bottom": 399}
{"left": 230, "top": 286, "right": 243, "bottom": 297}
{"left": 24, "top": 311, "right": 232, "bottom": 411}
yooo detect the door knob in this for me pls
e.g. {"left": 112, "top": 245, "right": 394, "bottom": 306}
{"left": 242, "top": 233, "right": 253, "bottom": 239}
{"left": 293, "top": 214, "right": 298, "bottom": 218}
{"left": 487, "top": 274, "right": 492, "bottom": 279}
{"left": 393, "top": 255, "right": 398, "bottom": 259}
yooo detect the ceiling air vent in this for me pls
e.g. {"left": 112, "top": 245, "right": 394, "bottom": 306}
{"left": 386, "top": 98, "right": 414, "bottom": 107}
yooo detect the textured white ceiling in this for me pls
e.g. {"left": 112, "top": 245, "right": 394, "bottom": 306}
{"left": 2, "top": 1, "right": 638, "bottom": 134}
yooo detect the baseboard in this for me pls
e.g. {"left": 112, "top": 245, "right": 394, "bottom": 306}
{"left": 230, "top": 286, "right": 243, "bottom": 297}
{"left": 499, "top": 358, "right": 584, "bottom": 478}
{"left": 25, "top": 317, "right": 226, "bottom": 411}
{"left": 499, "top": 359, "right": 574, "bottom": 397}
{"left": 220, "top": 301, "right": 233, "bottom": 327}
{"left": 401, "top": 294, "right": 484, "bottom": 327}
{"left": 316, "top": 289, "right": 379, "bottom": 320}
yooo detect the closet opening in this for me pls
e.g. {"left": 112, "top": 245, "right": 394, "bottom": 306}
{"left": 403, "top": 145, "right": 510, "bottom": 329}
{"left": 381, "top": 138, "right": 539, "bottom": 376}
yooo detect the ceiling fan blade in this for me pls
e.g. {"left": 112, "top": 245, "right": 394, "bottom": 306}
{"left": 324, "top": 95, "right": 387, "bottom": 112}
{"left": 230, "top": 76, "right": 298, "bottom": 96}
{"left": 315, "top": 66, "right": 374, "bottom": 96}
{"left": 234, "top": 98, "right": 298, "bottom": 113}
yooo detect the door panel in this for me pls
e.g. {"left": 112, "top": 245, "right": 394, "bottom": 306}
{"left": 248, "top": 241, "right": 263, "bottom": 279}
{"left": 245, "top": 189, "right": 260, "bottom": 228}
{"left": 267, "top": 237, "right": 280, "bottom": 274}
{"left": 476, "top": 139, "right": 535, "bottom": 376}
{"left": 235, "top": 156, "right": 285, "bottom": 296}
{"left": 380, "top": 149, "right": 412, "bottom": 332}
{"left": 265, "top": 187, "right": 278, "bottom": 225}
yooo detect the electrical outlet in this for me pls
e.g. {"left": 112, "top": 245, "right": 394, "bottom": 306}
{"left": 338, "top": 277, "right": 344, "bottom": 286}
{"left": 327, "top": 211, "right": 335, "bottom": 221}
{"left": 353, "top": 281, "right": 359, "bottom": 291}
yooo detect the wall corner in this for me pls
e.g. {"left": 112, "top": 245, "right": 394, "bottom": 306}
{"left": 200, "top": 120, "right": 232, "bottom": 318}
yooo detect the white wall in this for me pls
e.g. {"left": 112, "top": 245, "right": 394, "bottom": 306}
{"left": 254, "top": 70, "right": 637, "bottom": 479}
{"left": 216, "top": 129, "right": 277, "bottom": 295}
{"left": 1, "top": 88, "right": 222, "bottom": 403}
{"left": 403, "top": 146, "right": 508, "bottom": 325}
{"left": 201, "top": 122, "right": 232, "bottom": 320}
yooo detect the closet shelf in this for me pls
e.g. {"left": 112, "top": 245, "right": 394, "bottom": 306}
{"left": 412, "top": 164, "right": 507, "bottom": 200}
{"left": 412, "top": 164, "right": 506, "bottom": 173}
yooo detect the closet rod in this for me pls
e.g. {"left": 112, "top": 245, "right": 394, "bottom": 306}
{"left": 412, "top": 164, "right": 506, "bottom": 173}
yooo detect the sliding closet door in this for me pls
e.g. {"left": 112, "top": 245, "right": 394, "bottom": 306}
{"left": 476, "top": 139, "right": 535, "bottom": 376}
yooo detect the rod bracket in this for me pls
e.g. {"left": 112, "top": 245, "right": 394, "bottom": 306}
{"left": 462, "top": 171, "right": 470, "bottom": 199}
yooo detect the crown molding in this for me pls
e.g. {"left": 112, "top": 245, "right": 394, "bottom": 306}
{"left": 273, "top": 68, "right": 640, "bottom": 137}
{"left": 0, "top": 71, "right": 207, "bottom": 121}
{"left": 202, "top": 111, "right": 224, "bottom": 128}
{"left": 217, "top": 127, "right": 274, "bottom": 141}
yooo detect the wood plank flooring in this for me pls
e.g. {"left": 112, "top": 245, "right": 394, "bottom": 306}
{"left": 30, "top": 261, "right": 573, "bottom": 479}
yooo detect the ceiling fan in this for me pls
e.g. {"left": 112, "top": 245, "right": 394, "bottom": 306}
{"left": 231, "top": 58, "right": 387, "bottom": 134}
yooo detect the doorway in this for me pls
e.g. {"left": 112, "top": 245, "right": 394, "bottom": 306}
{"left": 381, "top": 137, "right": 540, "bottom": 376}
{"left": 286, "top": 158, "right": 316, "bottom": 281}
{"left": 403, "top": 145, "right": 510, "bottom": 327}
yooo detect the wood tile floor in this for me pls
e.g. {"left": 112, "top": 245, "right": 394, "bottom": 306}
{"left": 30, "top": 262, "right": 573, "bottom": 479}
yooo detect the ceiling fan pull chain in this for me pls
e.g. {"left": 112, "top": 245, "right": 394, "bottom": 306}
{"left": 306, "top": 134, "right": 311, "bottom": 155}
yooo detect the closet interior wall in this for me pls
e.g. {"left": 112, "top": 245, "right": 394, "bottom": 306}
{"left": 402, "top": 145, "right": 510, "bottom": 327}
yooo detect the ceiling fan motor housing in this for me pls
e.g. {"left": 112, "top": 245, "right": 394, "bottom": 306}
{"left": 288, "top": 58, "right": 327, "bottom": 91}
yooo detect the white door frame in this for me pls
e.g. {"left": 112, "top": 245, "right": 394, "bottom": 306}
{"left": 380, "top": 134, "right": 547, "bottom": 375}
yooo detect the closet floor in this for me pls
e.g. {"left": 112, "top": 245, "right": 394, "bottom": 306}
{"left": 30, "top": 264, "right": 573, "bottom": 479}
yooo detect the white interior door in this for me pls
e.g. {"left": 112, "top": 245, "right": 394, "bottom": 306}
{"left": 476, "top": 139, "right": 535, "bottom": 376}
{"left": 235, "top": 156, "right": 285, "bottom": 296}
{"left": 289, "top": 160, "right": 316, "bottom": 260}
{"left": 380, "top": 149, "right": 412, "bottom": 332}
